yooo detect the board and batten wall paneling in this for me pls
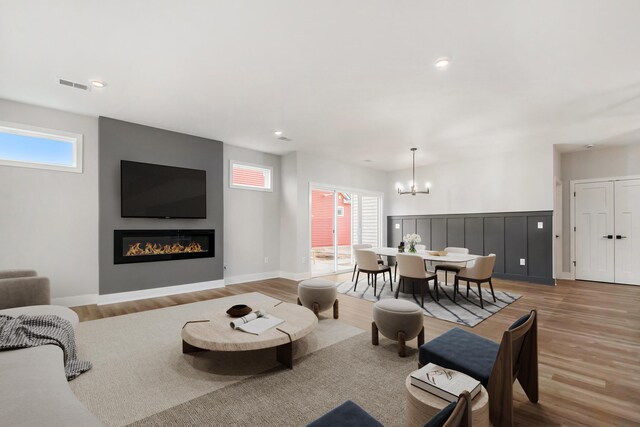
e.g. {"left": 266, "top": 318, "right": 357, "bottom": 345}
{"left": 464, "top": 217, "right": 484, "bottom": 257}
{"left": 504, "top": 216, "right": 528, "bottom": 277}
{"left": 431, "top": 218, "right": 447, "bottom": 250}
{"left": 416, "top": 218, "right": 431, "bottom": 249}
{"left": 446, "top": 218, "right": 464, "bottom": 248}
{"left": 484, "top": 217, "right": 505, "bottom": 274}
{"left": 402, "top": 218, "right": 416, "bottom": 237}
{"left": 528, "top": 216, "right": 553, "bottom": 280}
{"left": 388, "top": 211, "right": 553, "bottom": 284}
{"left": 388, "top": 218, "right": 403, "bottom": 248}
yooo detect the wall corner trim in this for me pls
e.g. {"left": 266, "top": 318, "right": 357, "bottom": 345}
{"left": 97, "top": 279, "right": 225, "bottom": 305}
{"left": 278, "top": 271, "right": 312, "bottom": 282}
{"left": 52, "top": 294, "right": 99, "bottom": 308}
{"left": 224, "top": 271, "right": 281, "bottom": 285}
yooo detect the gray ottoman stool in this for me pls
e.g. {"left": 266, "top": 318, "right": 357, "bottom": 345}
{"left": 372, "top": 299, "right": 424, "bottom": 357}
{"left": 297, "top": 278, "right": 339, "bottom": 319}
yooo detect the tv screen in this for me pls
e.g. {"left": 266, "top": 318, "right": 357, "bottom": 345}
{"left": 121, "top": 160, "right": 207, "bottom": 218}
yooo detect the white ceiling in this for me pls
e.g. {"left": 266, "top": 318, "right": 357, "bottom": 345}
{"left": 1, "top": 1, "right": 639, "bottom": 171}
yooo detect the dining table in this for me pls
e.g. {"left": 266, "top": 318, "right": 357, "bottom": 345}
{"left": 371, "top": 247, "right": 478, "bottom": 264}
{"left": 370, "top": 247, "right": 479, "bottom": 284}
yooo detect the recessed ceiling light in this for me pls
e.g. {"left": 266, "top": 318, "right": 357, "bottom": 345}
{"left": 90, "top": 80, "right": 106, "bottom": 88}
{"left": 585, "top": 144, "right": 595, "bottom": 149}
{"left": 274, "top": 130, "right": 283, "bottom": 137}
{"left": 434, "top": 57, "right": 450, "bottom": 69}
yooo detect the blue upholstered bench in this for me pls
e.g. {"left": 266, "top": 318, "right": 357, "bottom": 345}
{"left": 418, "top": 327, "right": 500, "bottom": 387}
{"left": 306, "top": 401, "right": 383, "bottom": 427}
{"left": 307, "top": 398, "right": 464, "bottom": 427}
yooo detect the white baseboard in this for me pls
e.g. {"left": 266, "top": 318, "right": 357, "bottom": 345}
{"left": 97, "top": 279, "right": 225, "bottom": 305}
{"left": 224, "top": 271, "right": 281, "bottom": 285}
{"left": 556, "top": 272, "right": 574, "bottom": 280}
{"left": 278, "top": 271, "right": 312, "bottom": 281}
{"left": 52, "top": 294, "right": 98, "bottom": 307}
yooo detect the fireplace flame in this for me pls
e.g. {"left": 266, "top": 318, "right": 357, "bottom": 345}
{"left": 126, "top": 241, "right": 205, "bottom": 257}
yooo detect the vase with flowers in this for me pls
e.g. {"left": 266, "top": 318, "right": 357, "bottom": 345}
{"left": 404, "top": 233, "right": 421, "bottom": 253}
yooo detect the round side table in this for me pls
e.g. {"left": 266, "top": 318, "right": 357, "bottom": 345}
{"left": 404, "top": 375, "right": 490, "bottom": 427}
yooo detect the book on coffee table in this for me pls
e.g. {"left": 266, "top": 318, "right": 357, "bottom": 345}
{"left": 229, "top": 310, "right": 285, "bottom": 335}
{"left": 410, "top": 363, "right": 481, "bottom": 402}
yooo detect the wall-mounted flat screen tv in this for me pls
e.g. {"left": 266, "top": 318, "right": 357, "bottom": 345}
{"left": 121, "top": 160, "right": 207, "bottom": 218}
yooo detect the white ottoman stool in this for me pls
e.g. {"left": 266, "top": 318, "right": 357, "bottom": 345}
{"left": 297, "top": 278, "right": 339, "bottom": 319}
{"left": 372, "top": 299, "right": 424, "bottom": 357}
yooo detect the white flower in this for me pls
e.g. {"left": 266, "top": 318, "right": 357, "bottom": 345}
{"left": 403, "top": 233, "right": 422, "bottom": 244}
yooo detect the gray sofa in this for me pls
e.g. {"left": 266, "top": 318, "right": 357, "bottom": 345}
{"left": 0, "top": 270, "right": 102, "bottom": 426}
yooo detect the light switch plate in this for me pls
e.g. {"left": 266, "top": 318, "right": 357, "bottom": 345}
{"left": 395, "top": 223, "right": 400, "bottom": 229}
{"left": 520, "top": 258, "right": 526, "bottom": 266}
{"left": 537, "top": 222, "right": 543, "bottom": 229}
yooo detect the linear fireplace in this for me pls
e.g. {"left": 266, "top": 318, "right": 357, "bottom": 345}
{"left": 114, "top": 229, "right": 215, "bottom": 264}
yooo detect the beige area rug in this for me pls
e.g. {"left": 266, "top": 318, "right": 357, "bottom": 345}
{"left": 132, "top": 333, "right": 417, "bottom": 427}
{"left": 70, "top": 292, "right": 363, "bottom": 427}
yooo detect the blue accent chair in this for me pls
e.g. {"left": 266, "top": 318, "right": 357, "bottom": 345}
{"left": 307, "top": 392, "right": 472, "bottom": 427}
{"left": 419, "top": 310, "right": 539, "bottom": 427}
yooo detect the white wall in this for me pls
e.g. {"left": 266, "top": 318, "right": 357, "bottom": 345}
{"left": 386, "top": 145, "right": 554, "bottom": 216}
{"left": 0, "top": 99, "right": 99, "bottom": 304}
{"left": 560, "top": 143, "right": 640, "bottom": 272}
{"left": 279, "top": 152, "right": 388, "bottom": 277}
{"left": 223, "top": 144, "right": 281, "bottom": 283}
{"left": 279, "top": 152, "right": 299, "bottom": 274}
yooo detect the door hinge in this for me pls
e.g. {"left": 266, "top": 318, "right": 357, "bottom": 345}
{"left": 574, "top": 191, "right": 576, "bottom": 197}
{"left": 573, "top": 260, "right": 576, "bottom": 266}
{"left": 574, "top": 226, "right": 576, "bottom": 231}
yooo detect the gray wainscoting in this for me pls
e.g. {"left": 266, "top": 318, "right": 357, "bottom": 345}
{"left": 388, "top": 211, "right": 554, "bottom": 285}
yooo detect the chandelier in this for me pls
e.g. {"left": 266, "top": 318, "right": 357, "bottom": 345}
{"left": 398, "top": 148, "right": 430, "bottom": 196}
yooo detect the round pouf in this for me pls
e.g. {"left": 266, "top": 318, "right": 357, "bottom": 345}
{"left": 297, "top": 278, "right": 339, "bottom": 319}
{"left": 372, "top": 299, "right": 424, "bottom": 357}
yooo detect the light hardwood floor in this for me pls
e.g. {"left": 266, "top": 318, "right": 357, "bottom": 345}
{"left": 71, "top": 275, "right": 640, "bottom": 426}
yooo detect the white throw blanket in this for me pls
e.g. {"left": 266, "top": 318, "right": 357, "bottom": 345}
{"left": 0, "top": 314, "right": 92, "bottom": 380}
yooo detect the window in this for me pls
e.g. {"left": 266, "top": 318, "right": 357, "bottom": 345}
{"left": 229, "top": 160, "right": 272, "bottom": 191}
{"left": 0, "top": 121, "right": 83, "bottom": 173}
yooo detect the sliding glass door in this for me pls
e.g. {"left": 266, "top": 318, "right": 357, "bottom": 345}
{"left": 311, "top": 185, "right": 382, "bottom": 276}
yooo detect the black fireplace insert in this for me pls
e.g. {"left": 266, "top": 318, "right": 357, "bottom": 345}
{"left": 114, "top": 229, "right": 215, "bottom": 264}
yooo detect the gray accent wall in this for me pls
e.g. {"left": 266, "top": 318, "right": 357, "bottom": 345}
{"left": 99, "top": 117, "right": 224, "bottom": 295}
{"left": 388, "top": 211, "right": 554, "bottom": 284}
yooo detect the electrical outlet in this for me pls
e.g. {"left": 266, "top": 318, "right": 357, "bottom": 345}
{"left": 264, "top": 257, "right": 269, "bottom": 264}
{"left": 537, "top": 222, "right": 543, "bottom": 229}
{"left": 301, "top": 256, "right": 307, "bottom": 264}
{"left": 520, "top": 258, "right": 526, "bottom": 266}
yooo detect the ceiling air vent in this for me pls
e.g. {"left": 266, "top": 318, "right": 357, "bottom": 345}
{"left": 58, "top": 78, "right": 90, "bottom": 91}
{"left": 277, "top": 136, "right": 293, "bottom": 142}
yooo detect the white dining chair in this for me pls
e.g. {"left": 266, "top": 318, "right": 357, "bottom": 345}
{"left": 351, "top": 244, "right": 384, "bottom": 282}
{"left": 354, "top": 250, "right": 392, "bottom": 297}
{"left": 454, "top": 254, "right": 497, "bottom": 309}
{"left": 434, "top": 247, "right": 470, "bottom": 286}
{"left": 396, "top": 253, "right": 438, "bottom": 307}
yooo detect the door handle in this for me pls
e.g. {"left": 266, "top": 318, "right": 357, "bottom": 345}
{"left": 616, "top": 235, "right": 627, "bottom": 239}
{"left": 602, "top": 235, "right": 613, "bottom": 239}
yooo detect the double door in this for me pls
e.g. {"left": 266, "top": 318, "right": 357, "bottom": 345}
{"left": 310, "top": 187, "right": 382, "bottom": 276}
{"left": 575, "top": 178, "right": 640, "bottom": 284}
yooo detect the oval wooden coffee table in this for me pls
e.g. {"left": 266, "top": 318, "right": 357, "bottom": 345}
{"left": 181, "top": 301, "right": 318, "bottom": 369}
{"left": 405, "top": 375, "right": 490, "bottom": 427}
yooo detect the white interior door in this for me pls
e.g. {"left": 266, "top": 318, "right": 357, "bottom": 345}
{"left": 614, "top": 179, "right": 640, "bottom": 285}
{"left": 575, "top": 181, "right": 615, "bottom": 282}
